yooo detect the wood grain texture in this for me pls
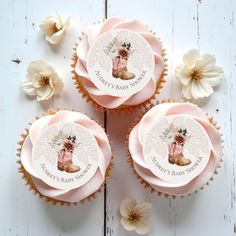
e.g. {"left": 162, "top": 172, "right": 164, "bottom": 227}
{"left": 0, "top": 0, "right": 105, "bottom": 236}
{"left": 0, "top": 0, "right": 235, "bottom": 235}
{"left": 106, "top": 0, "right": 236, "bottom": 236}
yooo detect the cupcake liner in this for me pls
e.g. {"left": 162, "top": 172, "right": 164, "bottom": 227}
{"left": 71, "top": 21, "right": 168, "bottom": 113}
{"left": 126, "top": 99, "right": 224, "bottom": 198}
{"left": 16, "top": 108, "right": 113, "bottom": 206}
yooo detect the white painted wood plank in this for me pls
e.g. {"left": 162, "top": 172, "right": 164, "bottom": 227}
{"left": 0, "top": 0, "right": 106, "bottom": 235}
{"left": 1, "top": 0, "right": 236, "bottom": 235}
{"left": 106, "top": 0, "right": 236, "bottom": 235}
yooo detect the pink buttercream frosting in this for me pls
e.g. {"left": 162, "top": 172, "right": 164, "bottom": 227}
{"left": 129, "top": 102, "right": 223, "bottom": 196}
{"left": 20, "top": 110, "right": 112, "bottom": 203}
{"left": 74, "top": 17, "right": 165, "bottom": 109}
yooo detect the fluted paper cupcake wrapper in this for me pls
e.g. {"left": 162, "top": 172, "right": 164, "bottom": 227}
{"left": 125, "top": 99, "right": 224, "bottom": 199}
{"left": 16, "top": 108, "right": 114, "bottom": 206}
{"left": 71, "top": 20, "right": 168, "bottom": 113}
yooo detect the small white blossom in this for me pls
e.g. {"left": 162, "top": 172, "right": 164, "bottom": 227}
{"left": 22, "top": 60, "right": 63, "bottom": 101}
{"left": 175, "top": 49, "right": 224, "bottom": 100}
{"left": 120, "top": 198, "right": 152, "bottom": 235}
{"left": 40, "top": 14, "right": 70, "bottom": 44}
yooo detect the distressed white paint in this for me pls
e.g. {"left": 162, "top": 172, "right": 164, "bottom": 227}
{"left": 0, "top": 0, "right": 235, "bottom": 235}
{"left": 0, "top": 1, "right": 105, "bottom": 236}
{"left": 106, "top": 0, "right": 236, "bottom": 236}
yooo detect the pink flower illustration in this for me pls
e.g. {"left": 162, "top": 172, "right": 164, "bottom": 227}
{"left": 118, "top": 47, "right": 129, "bottom": 58}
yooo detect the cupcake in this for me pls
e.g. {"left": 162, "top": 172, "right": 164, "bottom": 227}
{"left": 128, "top": 102, "right": 223, "bottom": 197}
{"left": 17, "top": 109, "right": 112, "bottom": 205}
{"left": 72, "top": 17, "right": 167, "bottom": 112}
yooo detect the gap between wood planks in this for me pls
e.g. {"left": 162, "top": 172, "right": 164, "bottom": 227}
{"left": 104, "top": 1, "right": 108, "bottom": 236}
{"left": 50, "top": 2, "right": 108, "bottom": 234}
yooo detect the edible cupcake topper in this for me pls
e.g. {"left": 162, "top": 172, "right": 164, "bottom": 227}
{"left": 143, "top": 114, "right": 211, "bottom": 185}
{"left": 128, "top": 102, "right": 223, "bottom": 196}
{"left": 87, "top": 29, "right": 154, "bottom": 97}
{"left": 32, "top": 121, "right": 100, "bottom": 190}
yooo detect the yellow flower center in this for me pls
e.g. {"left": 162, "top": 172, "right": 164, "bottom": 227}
{"left": 129, "top": 212, "right": 142, "bottom": 224}
{"left": 39, "top": 76, "right": 50, "bottom": 87}
{"left": 50, "top": 23, "right": 60, "bottom": 34}
{"left": 190, "top": 69, "right": 202, "bottom": 80}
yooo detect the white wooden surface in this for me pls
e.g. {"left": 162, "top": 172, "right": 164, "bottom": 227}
{"left": 0, "top": 0, "right": 235, "bottom": 235}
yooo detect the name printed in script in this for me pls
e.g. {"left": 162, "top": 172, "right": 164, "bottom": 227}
{"left": 95, "top": 70, "right": 147, "bottom": 90}
{"left": 151, "top": 156, "right": 203, "bottom": 176}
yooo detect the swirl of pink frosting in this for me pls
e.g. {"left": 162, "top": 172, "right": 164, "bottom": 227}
{"left": 20, "top": 110, "right": 112, "bottom": 203}
{"left": 74, "top": 17, "right": 165, "bottom": 109}
{"left": 129, "top": 102, "right": 223, "bottom": 196}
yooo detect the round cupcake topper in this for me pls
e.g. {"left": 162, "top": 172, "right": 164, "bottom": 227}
{"left": 87, "top": 29, "right": 155, "bottom": 97}
{"left": 32, "top": 122, "right": 99, "bottom": 190}
{"left": 143, "top": 115, "right": 211, "bottom": 185}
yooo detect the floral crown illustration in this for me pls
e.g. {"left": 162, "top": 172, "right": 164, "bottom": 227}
{"left": 49, "top": 130, "right": 80, "bottom": 151}
{"left": 160, "top": 123, "right": 190, "bottom": 145}
{"left": 104, "top": 38, "right": 134, "bottom": 58}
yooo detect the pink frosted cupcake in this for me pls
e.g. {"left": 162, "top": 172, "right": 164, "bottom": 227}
{"left": 128, "top": 102, "right": 223, "bottom": 197}
{"left": 72, "top": 17, "right": 167, "bottom": 112}
{"left": 17, "top": 109, "right": 112, "bottom": 205}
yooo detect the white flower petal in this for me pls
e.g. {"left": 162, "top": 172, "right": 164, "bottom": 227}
{"left": 120, "top": 217, "right": 135, "bottom": 231}
{"left": 190, "top": 80, "right": 213, "bottom": 99}
{"left": 45, "top": 29, "right": 65, "bottom": 45}
{"left": 195, "top": 53, "right": 216, "bottom": 72}
{"left": 176, "top": 49, "right": 223, "bottom": 100}
{"left": 21, "top": 80, "right": 37, "bottom": 96}
{"left": 120, "top": 198, "right": 136, "bottom": 217}
{"left": 134, "top": 202, "right": 152, "bottom": 218}
{"left": 190, "top": 81, "right": 201, "bottom": 99}
{"left": 64, "top": 17, "right": 70, "bottom": 28}
{"left": 179, "top": 75, "right": 191, "bottom": 86}
{"left": 27, "top": 60, "right": 47, "bottom": 75}
{"left": 202, "top": 66, "right": 224, "bottom": 86}
{"left": 22, "top": 60, "right": 63, "bottom": 101}
{"left": 135, "top": 218, "right": 151, "bottom": 235}
{"left": 24, "top": 87, "right": 37, "bottom": 96}
{"left": 198, "top": 79, "right": 214, "bottom": 97}
{"left": 176, "top": 66, "right": 193, "bottom": 86}
{"left": 40, "top": 16, "right": 62, "bottom": 34}
{"left": 31, "top": 75, "right": 42, "bottom": 88}
{"left": 36, "top": 84, "right": 54, "bottom": 101}
{"left": 40, "top": 22, "right": 53, "bottom": 36}
{"left": 52, "top": 78, "right": 64, "bottom": 94}
{"left": 55, "top": 20, "right": 63, "bottom": 31}
{"left": 40, "top": 14, "right": 69, "bottom": 45}
{"left": 181, "top": 65, "right": 195, "bottom": 76}
{"left": 183, "top": 49, "right": 200, "bottom": 67}
{"left": 182, "top": 81, "right": 193, "bottom": 99}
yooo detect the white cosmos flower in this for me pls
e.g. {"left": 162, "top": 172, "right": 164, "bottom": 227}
{"left": 40, "top": 14, "right": 70, "bottom": 45}
{"left": 175, "top": 49, "right": 224, "bottom": 100}
{"left": 120, "top": 198, "right": 152, "bottom": 235}
{"left": 22, "top": 60, "right": 64, "bottom": 101}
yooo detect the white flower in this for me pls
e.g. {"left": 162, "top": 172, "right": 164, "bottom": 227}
{"left": 40, "top": 14, "right": 70, "bottom": 44}
{"left": 175, "top": 49, "right": 224, "bottom": 100}
{"left": 22, "top": 60, "right": 64, "bottom": 101}
{"left": 120, "top": 198, "right": 152, "bottom": 235}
